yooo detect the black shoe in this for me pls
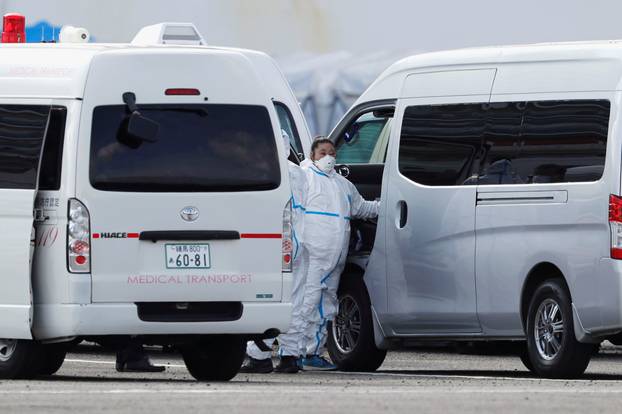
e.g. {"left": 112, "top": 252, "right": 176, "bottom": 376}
{"left": 239, "top": 357, "right": 274, "bottom": 374}
{"left": 116, "top": 355, "right": 165, "bottom": 372}
{"left": 274, "top": 356, "right": 300, "bottom": 373}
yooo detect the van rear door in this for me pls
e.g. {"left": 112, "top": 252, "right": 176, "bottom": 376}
{"left": 77, "top": 51, "right": 291, "bottom": 305}
{"left": 0, "top": 104, "right": 50, "bottom": 339}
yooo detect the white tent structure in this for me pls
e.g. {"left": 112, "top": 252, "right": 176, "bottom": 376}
{"left": 278, "top": 49, "right": 420, "bottom": 136}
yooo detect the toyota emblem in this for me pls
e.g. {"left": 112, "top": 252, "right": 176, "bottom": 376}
{"left": 180, "top": 206, "right": 200, "bottom": 222}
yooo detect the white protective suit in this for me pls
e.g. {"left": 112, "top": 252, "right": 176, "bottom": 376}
{"left": 246, "top": 131, "right": 309, "bottom": 359}
{"left": 300, "top": 161, "right": 379, "bottom": 357}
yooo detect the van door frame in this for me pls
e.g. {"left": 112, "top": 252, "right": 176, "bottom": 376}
{"left": 329, "top": 99, "right": 396, "bottom": 201}
{"left": 0, "top": 99, "right": 53, "bottom": 340}
{"left": 382, "top": 93, "right": 492, "bottom": 335}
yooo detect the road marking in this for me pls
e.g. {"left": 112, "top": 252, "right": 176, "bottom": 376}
{"left": 2, "top": 388, "right": 622, "bottom": 395}
{"left": 64, "top": 358, "right": 186, "bottom": 368}
{"left": 64, "top": 358, "right": 620, "bottom": 384}
{"left": 317, "top": 369, "right": 611, "bottom": 383}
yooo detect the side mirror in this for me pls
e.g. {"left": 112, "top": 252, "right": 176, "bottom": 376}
{"left": 127, "top": 112, "right": 159, "bottom": 143}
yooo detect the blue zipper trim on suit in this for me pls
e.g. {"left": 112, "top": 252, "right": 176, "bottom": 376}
{"left": 292, "top": 228, "right": 300, "bottom": 260}
{"left": 313, "top": 251, "right": 343, "bottom": 356}
{"left": 344, "top": 195, "right": 352, "bottom": 221}
{"left": 305, "top": 211, "right": 339, "bottom": 217}
{"left": 291, "top": 193, "right": 306, "bottom": 211}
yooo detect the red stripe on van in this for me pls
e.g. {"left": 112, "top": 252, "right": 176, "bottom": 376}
{"left": 127, "top": 233, "right": 140, "bottom": 238}
{"left": 240, "top": 233, "right": 282, "bottom": 239}
{"left": 92, "top": 233, "right": 100, "bottom": 239}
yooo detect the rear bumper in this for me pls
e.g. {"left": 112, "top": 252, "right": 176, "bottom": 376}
{"left": 573, "top": 258, "right": 622, "bottom": 340}
{"left": 32, "top": 302, "right": 291, "bottom": 340}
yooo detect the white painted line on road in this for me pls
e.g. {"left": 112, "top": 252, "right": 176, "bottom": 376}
{"left": 2, "top": 388, "right": 622, "bottom": 395}
{"left": 64, "top": 358, "right": 618, "bottom": 384}
{"left": 64, "top": 358, "right": 186, "bottom": 368}
{"left": 317, "top": 370, "right": 609, "bottom": 383}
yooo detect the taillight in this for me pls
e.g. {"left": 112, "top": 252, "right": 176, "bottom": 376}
{"left": 68, "top": 199, "right": 91, "bottom": 273}
{"left": 165, "top": 88, "right": 200, "bottom": 96}
{"left": 282, "top": 200, "right": 293, "bottom": 272}
{"left": 610, "top": 194, "right": 622, "bottom": 259}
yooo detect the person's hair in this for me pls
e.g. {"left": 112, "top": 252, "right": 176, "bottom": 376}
{"left": 310, "top": 136, "right": 335, "bottom": 156}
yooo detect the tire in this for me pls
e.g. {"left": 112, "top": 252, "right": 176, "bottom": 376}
{"left": 515, "top": 342, "right": 533, "bottom": 372}
{"left": 327, "top": 276, "right": 387, "bottom": 372}
{"left": 181, "top": 336, "right": 245, "bottom": 381}
{"left": 0, "top": 339, "right": 38, "bottom": 379}
{"left": 524, "top": 278, "right": 594, "bottom": 378}
{"left": 35, "top": 344, "right": 67, "bottom": 376}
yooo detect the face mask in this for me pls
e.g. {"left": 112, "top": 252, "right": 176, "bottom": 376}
{"left": 314, "top": 155, "right": 336, "bottom": 174}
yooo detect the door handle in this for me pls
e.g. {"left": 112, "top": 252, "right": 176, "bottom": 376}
{"left": 397, "top": 200, "right": 408, "bottom": 229}
{"left": 139, "top": 230, "right": 240, "bottom": 242}
{"left": 337, "top": 164, "right": 350, "bottom": 178}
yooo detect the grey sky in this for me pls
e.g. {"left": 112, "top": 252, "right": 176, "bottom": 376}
{"left": 2, "top": 0, "right": 622, "bottom": 55}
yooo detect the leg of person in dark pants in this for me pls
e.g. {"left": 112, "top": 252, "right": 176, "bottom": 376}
{"left": 115, "top": 338, "right": 165, "bottom": 372}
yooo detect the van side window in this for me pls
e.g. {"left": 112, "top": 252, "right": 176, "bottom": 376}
{"left": 39, "top": 107, "right": 67, "bottom": 191}
{"left": 399, "top": 100, "right": 610, "bottom": 186}
{"left": 399, "top": 104, "right": 484, "bottom": 186}
{"left": 511, "top": 100, "right": 610, "bottom": 184}
{"left": 336, "top": 109, "right": 393, "bottom": 164}
{"left": 0, "top": 105, "right": 51, "bottom": 189}
{"left": 478, "top": 102, "right": 524, "bottom": 185}
{"left": 274, "top": 102, "right": 304, "bottom": 159}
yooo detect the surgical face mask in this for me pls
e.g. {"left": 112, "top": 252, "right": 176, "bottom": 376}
{"left": 314, "top": 155, "right": 336, "bottom": 174}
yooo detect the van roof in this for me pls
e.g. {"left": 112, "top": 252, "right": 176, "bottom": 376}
{"left": 389, "top": 40, "right": 622, "bottom": 70}
{"left": 0, "top": 43, "right": 273, "bottom": 99}
{"left": 359, "top": 40, "right": 622, "bottom": 103}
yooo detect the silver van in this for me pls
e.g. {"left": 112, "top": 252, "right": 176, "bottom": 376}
{"left": 326, "top": 41, "right": 622, "bottom": 378}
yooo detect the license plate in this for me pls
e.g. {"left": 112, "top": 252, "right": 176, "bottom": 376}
{"left": 165, "top": 244, "right": 211, "bottom": 269}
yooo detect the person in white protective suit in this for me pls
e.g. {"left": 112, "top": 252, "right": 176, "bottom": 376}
{"left": 299, "top": 137, "right": 379, "bottom": 370}
{"left": 239, "top": 130, "right": 309, "bottom": 374}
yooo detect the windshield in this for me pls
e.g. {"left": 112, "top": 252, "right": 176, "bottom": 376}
{"left": 89, "top": 104, "right": 280, "bottom": 192}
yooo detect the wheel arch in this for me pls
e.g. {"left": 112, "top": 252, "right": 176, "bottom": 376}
{"left": 340, "top": 262, "right": 366, "bottom": 282}
{"left": 520, "top": 262, "right": 569, "bottom": 333}
{"left": 338, "top": 261, "right": 390, "bottom": 350}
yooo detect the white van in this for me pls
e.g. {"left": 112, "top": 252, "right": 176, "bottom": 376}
{"left": 0, "top": 20, "right": 311, "bottom": 380}
{"left": 326, "top": 41, "right": 622, "bottom": 378}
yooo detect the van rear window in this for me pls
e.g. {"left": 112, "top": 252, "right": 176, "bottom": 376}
{"left": 90, "top": 104, "right": 280, "bottom": 192}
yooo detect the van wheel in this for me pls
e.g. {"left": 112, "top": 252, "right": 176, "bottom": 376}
{"left": 327, "top": 276, "right": 387, "bottom": 372}
{"left": 525, "top": 279, "right": 594, "bottom": 378}
{"left": 0, "top": 339, "right": 38, "bottom": 379}
{"left": 182, "top": 336, "right": 245, "bottom": 381}
{"left": 36, "top": 344, "right": 67, "bottom": 376}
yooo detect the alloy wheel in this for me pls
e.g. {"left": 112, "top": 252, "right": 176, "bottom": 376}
{"left": 332, "top": 294, "right": 361, "bottom": 354}
{"left": 0, "top": 339, "right": 17, "bottom": 362}
{"left": 534, "top": 298, "right": 565, "bottom": 360}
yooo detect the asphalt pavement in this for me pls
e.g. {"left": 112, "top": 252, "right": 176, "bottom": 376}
{"left": 3, "top": 344, "right": 622, "bottom": 413}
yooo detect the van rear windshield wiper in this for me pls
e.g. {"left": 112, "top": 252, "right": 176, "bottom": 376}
{"left": 118, "top": 92, "right": 160, "bottom": 146}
